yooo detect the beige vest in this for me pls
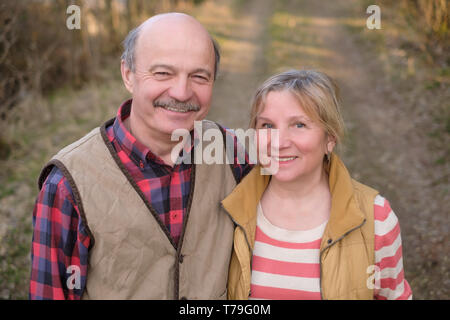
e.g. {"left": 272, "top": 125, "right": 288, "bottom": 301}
{"left": 39, "top": 119, "right": 237, "bottom": 299}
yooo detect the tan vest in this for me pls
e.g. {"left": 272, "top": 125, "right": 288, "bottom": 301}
{"left": 39, "top": 119, "right": 237, "bottom": 299}
{"left": 224, "top": 153, "right": 379, "bottom": 300}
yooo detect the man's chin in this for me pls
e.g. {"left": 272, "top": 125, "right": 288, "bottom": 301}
{"left": 159, "top": 120, "right": 196, "bottom": 136}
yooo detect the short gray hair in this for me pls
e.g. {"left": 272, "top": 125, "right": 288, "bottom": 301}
{"left": 121, "top": 26, "right": 221, "bottom": 80}
{"left": 121, "top": 24, "right": 142, "bottom": 74}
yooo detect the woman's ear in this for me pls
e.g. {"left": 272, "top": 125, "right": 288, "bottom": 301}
{"left": 326, "top": 134, "right": 337, "bottom": 154}
{"left": 121, "top": 60, "right": 134, "bottom": 94}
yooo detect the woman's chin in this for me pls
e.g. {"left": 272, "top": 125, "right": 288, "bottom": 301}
{"left": 260, "top": 163, "right": 300, "bottom": 182}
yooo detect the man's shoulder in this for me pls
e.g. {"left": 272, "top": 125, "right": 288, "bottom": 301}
{"left": 55, "top": 126, "right": 103, "bottom": 159}
{"left": 40, "top": 165, "right": 65, "bottom": 188}
{"left": 38, "top": 125, "right": 109, "bottom": 190}
{"left": 39, "top": 165, "right": 75, "bottom": 201}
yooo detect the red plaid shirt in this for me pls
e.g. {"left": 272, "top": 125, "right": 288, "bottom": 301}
{"left": 29, "top": 99, "right": 252, "bottom": 299}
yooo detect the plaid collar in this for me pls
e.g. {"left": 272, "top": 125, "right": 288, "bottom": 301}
{"left": 111, "top": 99, "right": 196, "bottom": 168}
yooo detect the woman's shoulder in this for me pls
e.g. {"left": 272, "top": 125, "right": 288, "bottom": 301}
{"left": 350, "top": 178, "right": 379, "bottom": 197}
{"left": 373, "top": 194, "right": 400, "bottom": 234}
{"left": 373, "top": 194, "right": 394, "bottom": 220}
{"left": 350, "top": 179, "right": 400, "bottom": 225}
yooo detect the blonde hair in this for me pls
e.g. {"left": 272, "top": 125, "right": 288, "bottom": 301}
{"left": 249, "top": 69, "right": 345, "bottom": 145}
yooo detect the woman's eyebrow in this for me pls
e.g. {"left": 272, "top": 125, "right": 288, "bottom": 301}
{"left": 288, "top": 115, "right": 311, "bottom": 122}
{"left": 256, "top": 116, "right": 272, "bottom": 122}
{"left": 256, "top": 115, "right": 311, "bottom": 122}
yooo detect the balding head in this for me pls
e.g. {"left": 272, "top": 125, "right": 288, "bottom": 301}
{"left": 120, "top": 12, "right": 218, "bottom": 147}
{"left": 121, "top": 13, "right": 220, "bottom": 80}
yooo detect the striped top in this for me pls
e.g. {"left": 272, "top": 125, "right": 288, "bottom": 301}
{"left": 249, "top": 195, "right": 412, "bottom": 300}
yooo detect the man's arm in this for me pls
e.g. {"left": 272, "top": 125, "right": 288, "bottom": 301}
{"left": 29, "top": 166, "right": 91, "bottom": 299}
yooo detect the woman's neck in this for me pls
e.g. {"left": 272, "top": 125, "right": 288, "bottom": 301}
{"left": 268, "top": 166, "right": 329, "bottom": 201}
{"left": 261, "top": 166, "right": 331, "bottom": 230}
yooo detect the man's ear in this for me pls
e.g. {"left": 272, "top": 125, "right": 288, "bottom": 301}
{"left": 121, "top": 60, "right": 134, "bottom": 94}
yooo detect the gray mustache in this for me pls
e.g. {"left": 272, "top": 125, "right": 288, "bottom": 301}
{"left": 153, "top": 99, "right": 200, "bottom": 112}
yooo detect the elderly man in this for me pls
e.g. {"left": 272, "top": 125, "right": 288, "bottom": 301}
{"left": 30, "top": 13, "right": 252, "bottom": 299}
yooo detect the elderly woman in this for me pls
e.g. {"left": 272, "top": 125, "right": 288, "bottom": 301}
{"left": 223, "top": 70, "right": 412, "bottom": 300}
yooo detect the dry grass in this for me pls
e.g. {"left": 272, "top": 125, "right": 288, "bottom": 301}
{"left": 0, "top": 68, "right": 128, "bottom": 299}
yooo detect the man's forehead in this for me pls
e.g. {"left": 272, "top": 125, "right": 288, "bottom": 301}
{"left": 131, "top": 13, "right": 215, "bottom": 74}
{"left": 139, "top": 13, "right": 210, "bottom": 41}
{"left": 144, "top": 12, "right": 200, "bottom": 26}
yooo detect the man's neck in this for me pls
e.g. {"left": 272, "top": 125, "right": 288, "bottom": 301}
{"left": 125, "top": 116, "right": 178, "bottom": 167}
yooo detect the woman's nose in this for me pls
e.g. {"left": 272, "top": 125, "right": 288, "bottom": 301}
{"left": 272, "top": 128, "right": 292, "bottom": 151}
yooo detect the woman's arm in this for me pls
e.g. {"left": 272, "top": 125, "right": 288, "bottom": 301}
{"left": 373, "top": 195, "right": 413, "bottom": 300}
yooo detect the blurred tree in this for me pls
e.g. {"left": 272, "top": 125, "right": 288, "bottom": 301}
{"left": 0, "top": 0, "right": 208, "bottom": 119}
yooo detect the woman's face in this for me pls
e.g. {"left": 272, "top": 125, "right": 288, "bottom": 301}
{"left": 255, "top": 90, "right": 335, "bottom": 183}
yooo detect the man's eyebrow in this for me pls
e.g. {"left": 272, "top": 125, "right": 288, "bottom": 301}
{"left": 148, "top": 64, "right": 175, "bottom": 72}
{"left": 148, "top": 64, "right": 212, "bottom": 79}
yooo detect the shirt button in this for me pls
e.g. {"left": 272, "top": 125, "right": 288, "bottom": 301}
{"left": 139, "top": 161, "right": 144, "bottom": 169}
{"left": 327, "top": 239, "right": 333, "bottom": 244}
{"left": 179, "top": 254, "right": 184, "bottom": 263}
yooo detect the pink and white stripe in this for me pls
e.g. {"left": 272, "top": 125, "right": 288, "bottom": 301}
{"left": 373, "top": 195, "right": 412, "bottom": 300}
{"left": 249, "top": 195, "right": 412, "bottom": 300}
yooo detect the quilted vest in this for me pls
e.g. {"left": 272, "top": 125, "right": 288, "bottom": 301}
{"left": 38, "top": 119, "right": 237, "bottom": 299}
{"left": 224, "top": 153, "right": 379, "bottom": 300}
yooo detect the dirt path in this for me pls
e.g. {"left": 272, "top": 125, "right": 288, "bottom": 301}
{"left": 290, "top": 0, "right": 448, "bottom": 299}
{"left": 196, "top": 0, "right": 448, "bottom": 299}
{"left": 193, "top": 0, "right": 273, "bottom": 129}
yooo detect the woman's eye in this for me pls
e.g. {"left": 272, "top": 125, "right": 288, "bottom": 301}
{"left": 296, "top": 123, "right": 305, "bottom": 128}
{"left": 261, "top": 123, "right": 273, "bottom": 129}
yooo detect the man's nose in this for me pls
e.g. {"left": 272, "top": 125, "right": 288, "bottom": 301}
{"left": 168, "top": 76, "right": 193, "bottom": 102}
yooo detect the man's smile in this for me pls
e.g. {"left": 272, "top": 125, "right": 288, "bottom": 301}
{"left": 153, "top": 98, "right": 200, "bottom": 113}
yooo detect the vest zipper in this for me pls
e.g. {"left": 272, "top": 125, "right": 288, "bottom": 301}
{"left": 319, "top": 218, "right": 366, "bottom": 300}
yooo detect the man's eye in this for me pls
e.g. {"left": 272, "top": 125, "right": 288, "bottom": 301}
{"left": 154, "top": 72, "right": 171, "bottom": 78}
{"left": 296, "top": 123, "right": 305, "bottom": 128}
{"left": 261, "top": 123, "right": 273, "bottom": 129}
{"left": 193, "top": 75, "right": 209, "bottom": 82}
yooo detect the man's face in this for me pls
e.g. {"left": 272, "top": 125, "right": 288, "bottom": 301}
{"left": 122, "top": 18, "right": 215, "bottom": 138}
